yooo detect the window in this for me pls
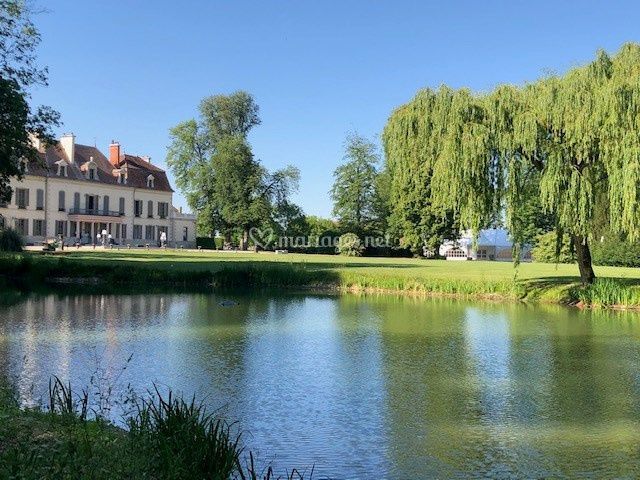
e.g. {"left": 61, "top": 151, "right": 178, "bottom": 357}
{"left": 15, "top": 218, "right": 28, "bottom": 235}
{"left": 133, "top": 225, "right": 142, "bottom": 240}
{"left": 88, "top": 166, "right": 97, "bottom": 180}
{"left": 147, "top": 200, "right": 153, "bottom": 218}
{"left": 87, "top": 194, "right": 96, "bottom": 213}
{"left": 55, "top": 220, "right": 68, "bottom": 237}
{"left": 57, "top": 164, "right": 67, "bottom": 177}
{"left": 58, "top": 190, "right": 65, "bottom": 211}
{"left": 134, "top": 200, "right": 143, "bottom": 217}
{"left": 446, "top": 248, "right": 467, "bottom": 259}
{"left": 183, "top": 226, "right": 188, "bottom": 242}
{"left": 103, "top": 195, "right": 110, "bottom": 215}
{"left": 119, "top": 197, "right": 125, "bottom": 215}
{"left": 145, "top": 225, "right": 155, "bottom": 240}
{"left": 147, "top": 175, "right": 154, "bottom": 188}
{"left": 158, "top": 202, "right": 169, "bottom": 219}
{"left": 33, "top": 219, "right": 45, "bottom": 236}
{"left": 36, "top": 189, "right": 44, "bottom": 210}
{"left": 121, "top": 224, "right": 127, "bottom": 240}
{"left": 16, "top": 188, "right": 29, "bottom": 209}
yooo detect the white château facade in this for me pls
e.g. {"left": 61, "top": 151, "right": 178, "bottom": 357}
{"left": 0, "top": 134, "right": 196, "bottom": 247}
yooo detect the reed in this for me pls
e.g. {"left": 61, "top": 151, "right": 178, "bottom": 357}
{"left": 0, "top": 378, "right": 313, "bottom": 480}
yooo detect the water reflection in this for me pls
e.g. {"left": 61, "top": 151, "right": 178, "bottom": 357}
{"left": 1, "top": 293, "right": 640, "bottom": 478}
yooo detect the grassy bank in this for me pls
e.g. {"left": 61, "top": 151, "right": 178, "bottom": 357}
{"left": 3, "top": 250, "right": 640, "bottom": 307}
{"left": 0, "top": 378, "right": 309, "bottom": 480}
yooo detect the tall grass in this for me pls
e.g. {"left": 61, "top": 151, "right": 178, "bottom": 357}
{"left": 571, "top": 278, "right": 640, "bottom": 308}
{"left": 129, "top": 386, "right": 241, "bottom": 479}
{"left": 0, "top": 377, "right": 312, "bottom": 480}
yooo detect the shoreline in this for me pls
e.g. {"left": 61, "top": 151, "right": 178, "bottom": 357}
{"left": 1, "top": 251, "right": 639, "bottom": 310}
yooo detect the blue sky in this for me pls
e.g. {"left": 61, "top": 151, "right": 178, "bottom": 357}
{"left": 30, "top": 0, "right": 640, "bottom": 216}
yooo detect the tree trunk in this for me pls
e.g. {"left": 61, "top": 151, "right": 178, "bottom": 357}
{"left": 241, "top": 228, "right": 249, "bottom": 251}
{"left": 573, "top": 235, "right": 596, "bottom": 284}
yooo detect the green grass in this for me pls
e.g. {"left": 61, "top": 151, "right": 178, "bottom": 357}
{"left": 4, "top": 249, "right": 640, "bottom": 307}
{"left": 0, "top": 378, "right": 310, "bottom": 480}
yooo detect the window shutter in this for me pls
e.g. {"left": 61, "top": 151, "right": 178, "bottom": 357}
{"left": 59, "top": 190, "right": 65, "bottom": 210}
{"left": 104, "top": 195, "right": 109, "bottom": 214}
{"left": 74, "top": 192, "right": 80, "bottom": 210}
{"left": 37, "top": 189, "right": 44, "bottom": 209}
{"left": 119, "top": 197, "right": 125, "bottom": 215}
{"left": 25, "top": 189, "right": 30, "bottom": 206}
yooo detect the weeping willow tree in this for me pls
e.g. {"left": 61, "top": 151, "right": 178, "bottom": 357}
{"left": 384, "top": 43, "right": 640, "bottom": 284}
{"left": 382, "top": 88, "right": 460, "bottom": 253}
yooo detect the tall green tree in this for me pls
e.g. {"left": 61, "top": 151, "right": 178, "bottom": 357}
{"left": 382, "top": 91, "right": 458, "bottom": 254}
{"left": 386, "top": 43, "right": 640, "bottom": 283}
{"left": 0, "top": 0, "right": 59, "bottom": 205}
{"left": 331, "top": 133, "right": 380, "bottom": 234}
{"left": 167, "top": 91, "right": 300, "bottom": 249}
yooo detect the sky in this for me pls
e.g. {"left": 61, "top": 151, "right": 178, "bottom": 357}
{"left": 29, "top": 0, "right": 640, "bottom": 217}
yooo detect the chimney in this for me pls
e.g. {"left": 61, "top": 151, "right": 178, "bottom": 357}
{"left": 109, "top": 141, "right": 121, "bottom": 166}
{"left": 60, "top": 133, "right": 75, "bottom": 163}
{"left": 141, "top": 155, "right": 151, "bottom": 164}
{"left": 29, "top": 133, "right": 43, "bottom": 152}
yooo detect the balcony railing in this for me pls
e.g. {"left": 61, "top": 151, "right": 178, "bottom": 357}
{"left": 68, "top": 208, "right": 123, "bottom": 217}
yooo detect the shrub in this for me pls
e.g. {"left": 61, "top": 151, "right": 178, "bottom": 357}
{"left": 337, "top": 233, "right": 363, "bottom": 256}
{"left": 0, "top": 228, "right": 24, "bottom": 252}
{"left": 196, "top": 237, "right": 222, "bottom": 250}
{"left": 590, "top": 235, "right": 640, "bottom": 267}
{"left": 531, "top": 231, "right": 574, "bottom": 263}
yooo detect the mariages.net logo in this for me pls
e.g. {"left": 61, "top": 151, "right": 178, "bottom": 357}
{"left": 248, "top": 227, "right": 394, "bottom": 250}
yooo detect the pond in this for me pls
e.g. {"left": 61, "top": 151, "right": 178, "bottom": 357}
{"left": 1, "top": 292, "right": 640, "bottom": 478}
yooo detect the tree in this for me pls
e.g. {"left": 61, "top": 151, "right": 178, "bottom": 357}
{"left": 386, "top": 44, "right": 640, "bottom": 284}
{"left": 167, "top": 91, "right": 300, "bottom": 249}
{"left": 382, "top": 91, "right": 458, "bottom": 254}
{"left": 331, "top": 133, "right": 380, "bottom": 234}
{"left": 0, "top": 0, "right": 59, "bottom": 204}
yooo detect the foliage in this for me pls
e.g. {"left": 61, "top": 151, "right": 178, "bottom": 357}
{"left": 0, "top": 378, "right": 311, "bottom": 479}
{"left": 331, "top": 133, "right": 381, "bottom": 234}
{"left": 129, "top": 387, "right": 239, "bottom": 479}
{"left": 167, "top": 92, "right": 300, "bottom": 248}
{"left": 571, "top": 278, "right": 640, "bottom": 308}
{"left": 337, "top": 233, "right": 364, "bottom": 256}
{"left": 381, "top": 92, "right": 459, "bottom": 253}
{"left": 0, "top": 226, "right": 23, "bottom": 251}
{"left": 196, "top": 237, "right": 223, "bottom": 250}
{"left": 531, "top": 231, "right": 575, "bottom": 264}
{"left": 0, "top": 1, "right": 60, "bottom": 204}
{"left": 305, "top": 215, "right": 341, "bottom": 245}
{"left": 590, "top": 234, "right": 640, "bottom": 267}
{"left": 385, "top": 44, "right": 640, "bottom": 283}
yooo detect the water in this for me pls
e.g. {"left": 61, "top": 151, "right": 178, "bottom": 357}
{"left": 1, "top": 292, "right": 640, "bottom": 479}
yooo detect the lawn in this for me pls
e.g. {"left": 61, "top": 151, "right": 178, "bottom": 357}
{"left": 3, "top": 249, "right": 640, "bottom": 306}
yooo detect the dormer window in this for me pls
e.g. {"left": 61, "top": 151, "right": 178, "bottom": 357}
{"left": 85, "top": 156, "right": 98, "bottom": 180}
{"left": 147, "top": 175, "right": 155, "bottom": 188}
{"left": 56, "top": 163, "right": 67, "bottom": 177}
{"left": 21, "top": 159, "right": 29, "bottom": 174}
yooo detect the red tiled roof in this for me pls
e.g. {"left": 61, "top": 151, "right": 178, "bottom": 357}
{"left": 27, "top": 143, "right": 174, "bottom": 192}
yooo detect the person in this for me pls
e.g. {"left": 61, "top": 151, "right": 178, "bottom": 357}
{"left": 160, "top": 231, "right": 167, "bottom": 248}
